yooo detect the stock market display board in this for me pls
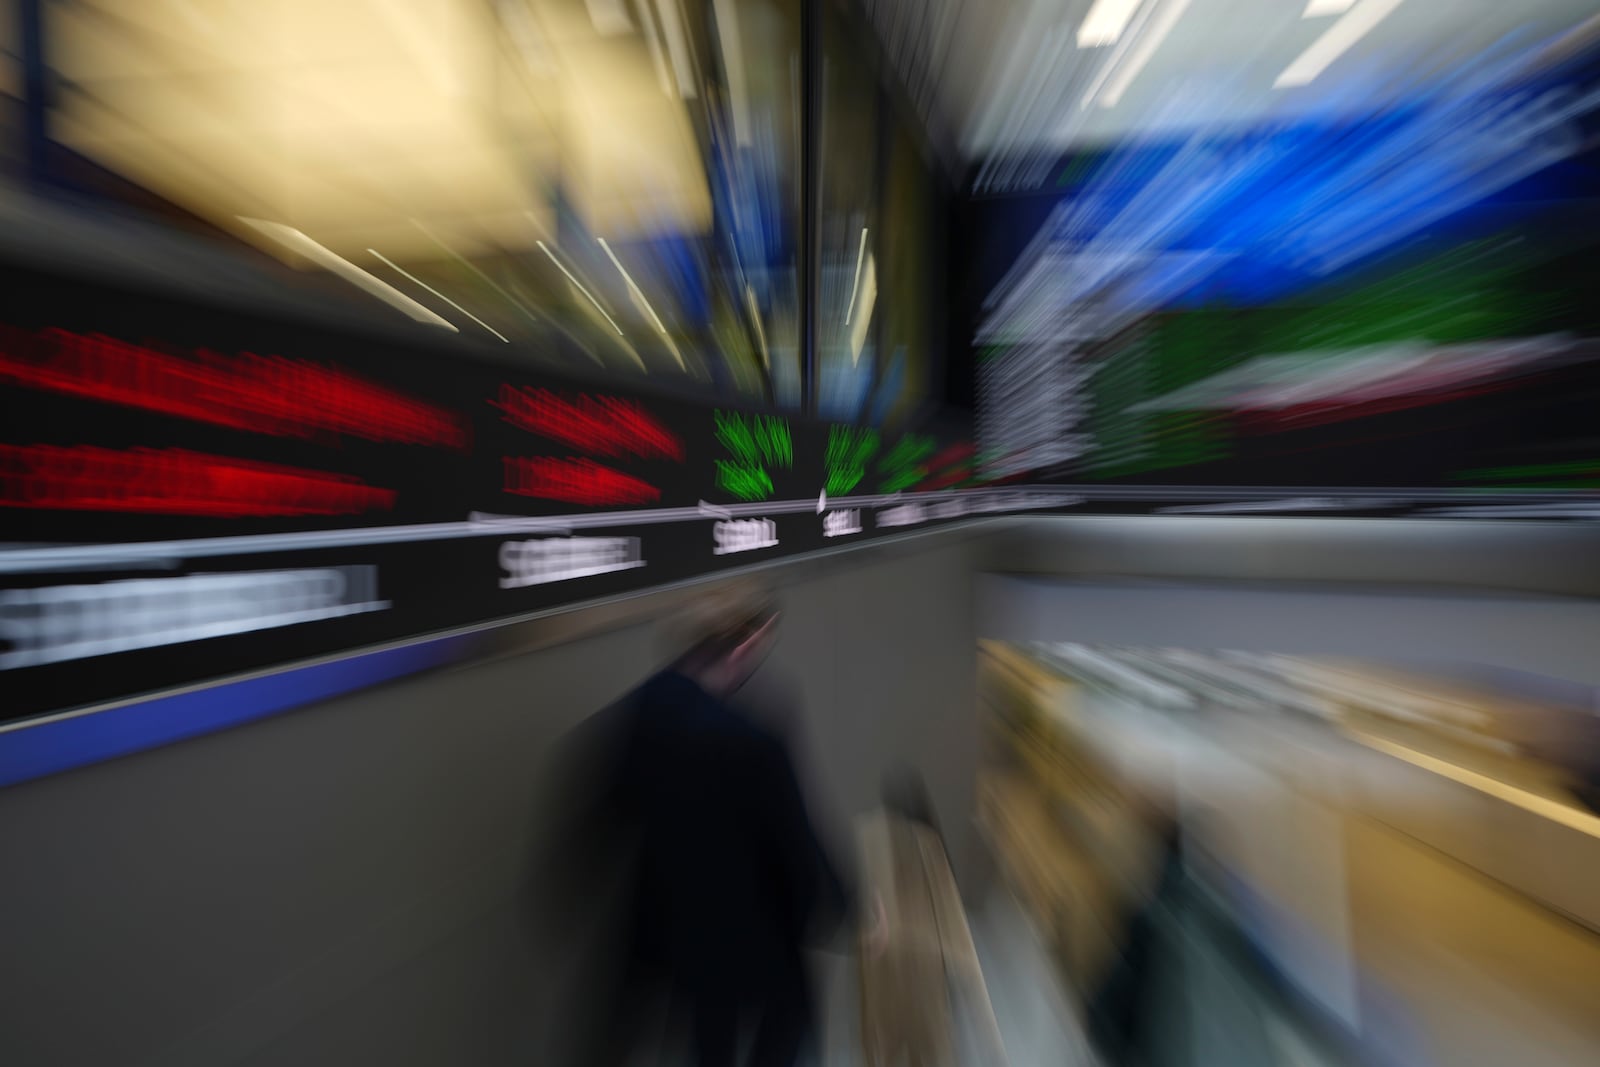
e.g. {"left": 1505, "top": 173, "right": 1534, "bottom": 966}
{"left": 0, "top": 264, "right": 1030, "bottom": 723}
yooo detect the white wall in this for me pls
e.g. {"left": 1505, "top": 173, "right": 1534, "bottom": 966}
{"left": 0, "top": 532, "right": 988, "bottom": 1067}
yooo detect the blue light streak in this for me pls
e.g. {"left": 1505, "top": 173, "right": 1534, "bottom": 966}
{"left": 985, "top": 33, "right": 1600, "bottom": 325}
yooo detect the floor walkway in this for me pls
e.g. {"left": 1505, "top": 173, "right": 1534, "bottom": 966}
{"left": 813, "top": 863, "right": 1096, "bottom": 1067}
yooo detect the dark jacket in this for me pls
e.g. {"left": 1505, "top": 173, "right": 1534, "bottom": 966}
{"left": 585, "top": 670, "right": 847, "bottom": 993}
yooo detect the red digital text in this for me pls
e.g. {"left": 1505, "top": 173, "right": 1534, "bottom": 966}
{"left": 493, "top": 386, "right": 683, "bottom": 461}
{"left": 0, "top": 326, "right": 468, "bottom": 449}
{"left": 917, "top": 442, "right": 977, "bottom": 491}
{"left": 503, "top": 456, "right": 662, "bottom": 506}
{"left": 0, "top": 445, "right": 397, "bottom": 517}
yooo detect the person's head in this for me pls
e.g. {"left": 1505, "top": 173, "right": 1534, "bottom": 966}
{"left": 668, "top": 580, "right": 781, "bottom": 697}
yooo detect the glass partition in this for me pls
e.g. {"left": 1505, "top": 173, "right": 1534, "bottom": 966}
{"left": 8, "top": 0, "right": 942, "bottom": 422}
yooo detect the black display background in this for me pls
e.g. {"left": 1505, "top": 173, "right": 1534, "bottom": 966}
{"left": 0, "top": 262, "right": 973, "bottom": 722}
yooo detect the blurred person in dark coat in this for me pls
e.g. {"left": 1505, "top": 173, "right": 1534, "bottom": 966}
{"left": 550, "top": 581, "right": 850, "bottom": 1067}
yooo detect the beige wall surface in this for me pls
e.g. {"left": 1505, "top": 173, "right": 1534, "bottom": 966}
{"left": 0, "top": 530, "right": 990, "bottom": 1067}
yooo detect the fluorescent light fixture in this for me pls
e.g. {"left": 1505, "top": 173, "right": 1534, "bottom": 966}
{"left": 1303, "top": 0, "right": 1356, "bottom": 16}
{"left": 1097, "top": 0, "right": 1192, "bottom": 108}
{"left": 1078, "top": 0, "right": 1143, "bottom": 47}
{"left": 1276, "top": 0, "right": 1405, "bottom": 88}
{"left": 369, "top": 250, "right": 509, "bottom": 343}
{"left": 239, "top": 218, "right": 458, "bottom": 332}
{"left": 844, "top": 227, "right": 869, "bottom": 325}
{"left": 538, "top": 240, "right": 625, "bottom": 336}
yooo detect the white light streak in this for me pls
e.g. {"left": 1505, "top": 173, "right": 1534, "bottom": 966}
{"left": 593, "top": 242, "right": 662, "bottom": 335}
{"left": 713, "top": 518, "right": 779, "bottom": 555}
{"left": 598, "top": 237, "right": 684, "bottom": 368}
{"left": 1303, "top": 0, "right": 1356, "bottom": 16}
{"left": 0, "top": 488, "right": 1080, "bottom": 575}
{"left": 1276, "top": 0, "right": 1406, "bottom": 88}
{"left": 745, "top": 284, "right": 770, "bottom": 368}
{"left": 848, "top": 254, "right": 877, "bottom": 367}
{"left": 845, "top": 226, "right": 869, "bottom": 325}
{"left": 1078, "top": 0, "right": 1144, "bottom": 47}
{"left": 0, "top": 568, "right": 387, "bottom": 668}
{"left": 413, "top": 219, "right": 539, "bottom": 325}
{"left": 538, "top": 240, "right": 625, "bottom": 336}
{"left": 238, "top": 219, "right": 458, "bottom": 332}
{"left": 499, "top": 536, "right": 643, "bottom": 589}
{"left": 369, "top": 250, "right": 509, "bottom": 343}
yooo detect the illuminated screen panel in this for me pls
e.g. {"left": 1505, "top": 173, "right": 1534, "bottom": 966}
{"left": 0, "top": 263, "right": 1012, "bottom": 724}
{"left": 961, "top": 47, "right": 1600, "bottom": 505}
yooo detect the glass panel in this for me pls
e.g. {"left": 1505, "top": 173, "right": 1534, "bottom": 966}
{"left": 32, "top": 0, "right": 808, "bottom": 405}
{"left": 877, "top": 116, "right": 940, "bottom": 428}
{"left": 815, "top": 0, "right": 880, "bottom": 421}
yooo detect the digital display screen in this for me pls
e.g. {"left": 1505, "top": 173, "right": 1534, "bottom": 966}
{"left": 958, "top": 50, "right": 1600, "bottom": 503}
{"left": 0, "top": 263, "right": 1030, "bottom": 723}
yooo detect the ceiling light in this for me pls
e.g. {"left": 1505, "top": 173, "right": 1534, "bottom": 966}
{"left": 1303, "top": 0, "right": 1357, "bottom": 15}
{"left": 1097, "top": 0, "right": 1193, "bottom": 108}
{"left": 1078, "top": 0, "right": 1143, "bottom": 48}
{"left": 1276, "top": 0, "right": 1405, "bottom": 88}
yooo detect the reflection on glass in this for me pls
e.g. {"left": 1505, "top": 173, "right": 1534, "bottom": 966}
{"left": 879, "top": 118, "right": 939, "bottom": 427}
{"left": 25, "top": 0, "right": 888, "bottom": 413}
{"left": 0, "top": 6, "right": 21, "bottom": 179}
{"left": 816, "top": 1, "right": 879, "bottom": 421}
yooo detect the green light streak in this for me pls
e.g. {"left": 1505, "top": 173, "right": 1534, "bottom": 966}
{"left": 714, "top": 410, "right": 792, "bottom": 467}
{"left": 825, "top": 425, "right": 880, "bottom": 496}
{"left": 1452, "top": 459, "right": 1600, "bottom": 487}
{"left": 1079, "top": 234, "right": 1549, "bottom": 479}
{"left": 878, "top": 434, "right": 935, "bottom": 493}
{"left": 713, "top": 410, "right": 791, "bottom": 502}
{"left": 715, "top": 460, "right": 774, "bottom": 501}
